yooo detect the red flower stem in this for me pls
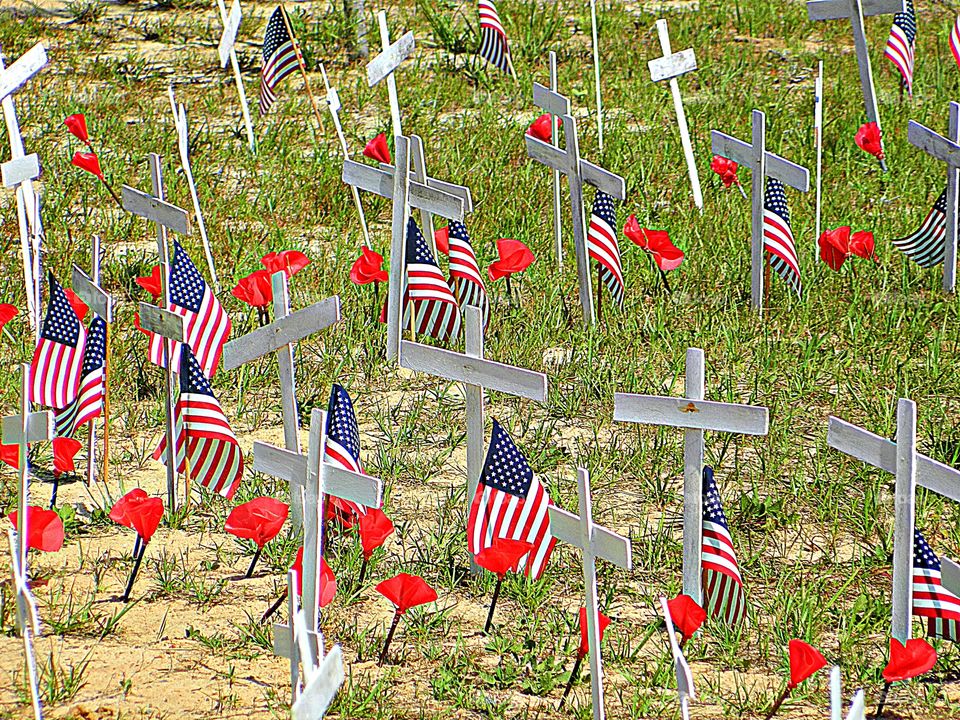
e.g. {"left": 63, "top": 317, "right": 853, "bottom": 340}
{"left": 261, "top": 588, "right": 288, "bottom": 623}
{"left": 133, "top": 533, "right": 142, "bottom": 559}
{"left": 505, "top": 276, "right": 513, "bottom": 305}
{"left": 49, "top": 474, "right": 59, "bottom": 510}
{"left": 646, "top": 252, "right": 672, "bottom": 295}
{"left": 483, "top": 576, "right": 504, "bottom": 634}
{"left": 373, "top": 281, "right": 380, "bottom": 324}
{"left": 762, "top": 686, "right": 791, "bottom": 720}
{"left": 257, "top": 306, "right": 270, "bottom": 327}
{"left": 358, "top": 555, "right": 369, "bottom": 587}
{"left": 244, "top": 545, "right": 263, "bottom": 579}
{"left": 121, "top": 537, "right": 147, "bottom": 602}
{"left": 99, "top": 177, "right": 124, "bottom": 209}
{"left": 558, "top": 655, "right": 583, "bottom": 709}
{"left": 737, "top": 183, "right": 748, "bottom": 199}
{"left": 874, "top": 681, "right": 892, "bottom": 719}
{"left": 595, "top": 264, "right": 603, "bottom": 322}
{"left": 378, "top": 610, "right": 402, "bottom": 665}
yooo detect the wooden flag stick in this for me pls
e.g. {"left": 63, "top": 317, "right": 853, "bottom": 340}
{"left": 814, "top": 60, "right": 824, "bottom": 255}
{"left": 549, "top": 51, "right": 563, "bottom": 270}
{"left": 216, "top": 0, "right": 256, "bottom": 152}
{"left": 589, "top": 0, "right": 603, "bottom": 154}
{"left": 279, "top": 4, "right": 327, "bottom": 135}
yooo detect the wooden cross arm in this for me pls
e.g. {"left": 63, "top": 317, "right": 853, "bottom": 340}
{"left": 806, "top": 0, "right": 905, "bottom": 21}
{"left": 72, "top": 265, "right": 112, "bottom": 322}
{"left": 218, "top": 0, "right": 242, "bottom": 68}
{"left": 648, "top": 48, "right": 697, "bottom": 83}
{"left": 222, "top": 296, "right": 341, "bottom": 371}
{"left": 525, "top": 136, "right": 627, "bottom": 200}
{"left": 710, "top": 131, "right": 810, "bottom": 192}
{"left": 293, "top": 644, "right": 345, "bottom": 720}
{"left": 548, "top": 506, "right": 633, "bottom": 570}
{"left": 398, "top": 339, "right": 547, "bottom": 402}
{"left": 827, "top": 416, "right": 960, "bottom": 502}
{"left": 533, "top": 82, "right": 570, "bottom": 117}
{"left": 272, "top": 621, "right": 321, "bottom": 659}
{"left": 2, "top": 410, "right": 52, "bottom": 445}
{"left": 253, "top": 441, "right": 306, "bottom": 484}
{"left": 138, "top": 303, "right": 185, "bottom": 342}
{"left": 1, "top": 153, "right": 39, "bottom": 188}
{"left": 0, "top": 43, "right": 46, "bottom": 102}
{"left": 367, "top": 31, "right": 415, "bottom": 87}
{"left": 907, "top": 121, "right": 960, "bottom": 167}
{"left": 122, "top": 185, "right": 192, "bottom": 235}
{"left": 325, "top": 465, "right": 382, "bottom": 509}
{"left": 342, "top": 160, "right": 465, "bottom": 221}
{"left": 613, "top": 393, "right": 769, "bottom": 434}
{"left": 942, "top": 557, "right": 960, "bottom": 598}
{"left": 376, "top": 162, "right": 475, "bottom": 215}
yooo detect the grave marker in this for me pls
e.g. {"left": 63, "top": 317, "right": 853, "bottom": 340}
{"left": 548, "top": 468, "right": 632, "bottom": 720}
{"left": 806, "top": 0, "right": 906, "bottom": 171}
{"left": 548, "top": 51, "right": 563, "bottom": 269}
{"left": 907, "top": 102, "right": 960, "bottom": 292}
{"left": 711, "top": 110, "right": 810, "bottom": 313}
{"left": 814, "top": 60, "right": 824, "bottom": 254}
{"left": 6, "top": 528, "right": 42, "bottom": 720}
{"left": 830, "top": 666, "right": 866, "bottom": 720}
{"left": 660, "top": 596, "right": 696, "bottom": 720}
{"left": 367, "top": 11, "right": 414, "bottom": 139}
{"left": 589, "top": 0, "right": 604, "bottom": 153}
{"left": 216, "top": 0, "right": 255, "bottom": 151}
{"left": 648, "top": 19, "right": 702, "bottom": 210}
{"left": 613, "top": 348, "right": 769, "bottom": 605}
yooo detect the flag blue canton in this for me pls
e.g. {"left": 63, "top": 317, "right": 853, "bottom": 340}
{"left": 326, "top": 383, "right": 361, "bottom": 464}
{"left": 180, "top": 347, "right": 215, "bottom": 396}
{"left": 81, "top": 317, "right": 106, "bottom": 375}
{"left": 479, "top": 419, "right": 534, "bottom": 497}
{"left": 41, "top": 275, "right": 81, "bottom": 347}
{"left": 702, "top": 468, "right": 730, "bottom": 531}
{"left": 170, "top": 242, "right": 205, "bottom": 313}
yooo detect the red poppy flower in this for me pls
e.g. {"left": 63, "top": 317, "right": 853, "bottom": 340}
{"left": 527, "top": 114, "right": 561, "bottom": 142}
{"left": 850, "top": 230, "right": 876, "bottom": 261}
{"left": 624, "top": 215, "right": 685, "bottom": 271}
{"left": 0, "top": 303, "right": 17, "bottom": 332}
{"left": 0, "top": 443, "right": 19, "bottom": 469}
{"left": 135, "top": 266, "right": 163, "bottom": 300}
{"left": 819, "top": 226, "right": 851, "bottom": 271}
{"left": 320, "top": 557, "right": 336, "bottom": 607}
{"left": 72, "top": 151, "right": 103, "bottom": 180}
{"left": 376, "top": 573, "right": 438, "bottom": 614}
{"left": 883, "top": 638, "right": 937, "bottom": 683}
{"left": 64, "top": 114, "right": 90, "bottom": 144}
{"left": 232, "top": 270, "right": 273, "bottom": 308}
{"left": 578, "top": 606, "right": 612, "bottom": 659}
{"left": 488, "top": 239, "right": 535, "bottom": 281}
{"left": 261, "top": 250, "right": 310, "bottom": 279}
{"left": 434, "top": 227, "right": 450, "bottom": 256}
{"left": 666, "top": 593, "right": 706, "bottom": 643}
{"left": 474, "top": 538, "right": 534, "bottom": 579}
{"left": 359, "top": 508, "right": 395, "bottom": 561}
{"left": 109, "top": 488, "right": 164, "bottom": 543}
{"left": 350, "top": 246, "right": 388, "bottom": 285}
{"left": 855, "top": 122, "right": 885, "bottom": 161}
{"left": 710, "top": 155, "right": 740, "bottom": 188}
{"left": 9, "top": 506, "right": 65, "bottom": 552}
{"left": 52, "top": 437, "right": 83, "bottom": 477}
{"left": 363, "top": 133, "right": 391, "bottom": 164}
{"left": 62, "top": 288, "right": 89, "bottom": 323}
{"left": 787, "top": 639, "right": 827, "bottom": 689}
{"left": 225, "top": 496, "right": 289, "bottom": 548}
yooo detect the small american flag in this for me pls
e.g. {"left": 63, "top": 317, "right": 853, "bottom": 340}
{"left": 478, "top": 0, "right": 511, "bottom": 75}
{"left": 763, "top": 178, "right": 802, "bottom": 298}
{"left": 30, "top": 273, "right": 87, "bottom": 410}
{"left": 885, "top": 0, "right": 916, "bottom": 96}
{"left": 587, "top": 190, "right": 625, "bottom": 307}
{"left": 402, "top": 218, "right": 462, "bottom": 343}
{"left": 148, "top": 242, "right": 230, "bottom": 379}
{"left": 153, "top": 347, "right": 243, "bottom": 499}
{"left": 447, "top": 221, "right": 490, "bottom": 331}
{"left": 324, "top": 383, "right": 371, "bottom": 518}
{"left": 893, "top": 187, "right": 946, "bottom": 268}
{"left": 913, "top": 527, "right": 960, "bottom": 642}
{"left": 55, "top": 316, "right": 106, "bottom": 438}
{"left": 259, "top": 6, "right": 299, "bottom": 115}
{"left": 467, "top": 419, "right": 556, "bottom": 580}
{"left": 701, "top": 466, "right": 747, "bottom": 626}
{"left": 951, "top": 16, "right": 960, "bottom": 72}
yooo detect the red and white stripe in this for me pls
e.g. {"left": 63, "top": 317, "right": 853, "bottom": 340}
{"left": 148, "top": 290, "right": 230, "bottom": 379}
{"left": 404, "top": 263, "right": 461, "bottom": 342}
{"left": 702, "top": 517, "right": 743, "bottom": 586}
{"left": 324, "top": 437, "right": 367, "bottom": 517}
{"left": 763, "top": 208, "right": 801, "bottom": 284}
{"left": 913, "top": 566, "right": 960, "bottom": 619}
{"left": 31, "top": 327, "right": 86, "bottom": 410}
{"left": 952, "top": 17, "right": 960, "bottom": 72}
{"left": 478, "top": 0, "right": 506, "bottom": 38}
{"left": 55, "top": 368, "right": 103, "bottom": 437}
{"left": 587, "top": 210, "right": 624, "bottom": 291}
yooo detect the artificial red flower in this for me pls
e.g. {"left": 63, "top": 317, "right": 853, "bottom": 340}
{"left": 109, "top": 488, "right": 164, "bottom": 543}
{"left": 624, "top": 215, "right": 684, "bottom": 271}
{"left": 578, "top": 606, "right": 612, "bottom": 659}
{"left": 52, "top": 437, "right": 82, "bottom": 477}
{"left": 289, "top": 546, "right": 336, "bottom": 605}
{"left": 62, "top": 288, "right": 89, "bottom": 323}
{"left": 883, "top": 638, "right": 937, "bottom": 683}
{"left": 819, "top": 226, "right": 851, "bottom": 271}
{"left": 788, "top": 639, "right": 827, "bottom": 689}
{"left": 855, "top": 122, "right": 885, "bottom": 160}
{"left": 64, "top": 114, "right": 90, "bottom": 144}
{"left": 363, "top": 133, "right": 391, "bottom": 164}
{"left": 232, "top": 270, "right": 273, "bottom": 308}
{"left": 710, "top": 155, "right": 740, "bottom": 188}
{"left": 358, "top": 508, "right": 395, "bottom": 561}
{"left": 0, "top": 443, "right": 19, "bottom": 469}
{"left": 261, "top": 250, "right": 310, "bottom": 278}
{"left": 474, "top": 538, "right": 534, "bottom": 578}
{"left": 376, "top": 573, "right": 438, "bottom": 614}
{"left": 9, "top": 506, "right": 65, "bottom": 552}
{"left": 527, "top": 114, "right": 561, "bottom": 142}
{"left": 71, "top": 151, "right": 103, "bottom": 180}
{"left": 135, "top": 266, "right": 163, "bottom": 300}
{"left": 349, "top": 246, "right": 388, "bottom": 285}
{"left": 434, "top": 227, "right": 450, "bottom": 256}
{"left": 0, "top": 304, "right": 18, "bottom": 331}
{"left": 225, "top": 497, "right": 289, "bottom": 548}
{"left": 488, "top": 239, "right": 535, "bottom": 281}
{"left": 850, "top": 230, "right": 876, "bottom": 260}
{"left": 666, "top": 593, "right": 706, "bottom": 642}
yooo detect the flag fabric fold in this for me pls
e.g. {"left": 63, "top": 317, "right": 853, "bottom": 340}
{"left": 30, "top": 273, "right": 87, "bottom": 409}
{"left": 478, "top": 0, "right": 512, "bottom": 75}
{"left": 55, "top": 316, "right": 106, "bottom": 438}
{"left": 763, "top": 178, "right": 802, "bottom": 298}
{"left": 885, "top": 0, "right": 916, "bottom": 96}
{"left": 447, "top": 220, "right": 490, "bottom": 331}
{"left": 913, "top": 527, "right": 960, "bottom": 642}
{"left": 259, "top": 6, "right": 299, "bottom": 115}
{"left": 701, "top": 466, "right": 747, "bottom": 626}
{"left": 401, "top": 218, "right": 462, "bottom": 343}
{"left": 951, "top": 16, "right": 960, "bottom": 72}
{"left": 893, "top": 188, "right": 947, "bottom": 268}
{"left": 324, "top": 383, "right": 373, "bottom": 517}
{"left": 588, "top": 189, "right": 625, "bottom": 307}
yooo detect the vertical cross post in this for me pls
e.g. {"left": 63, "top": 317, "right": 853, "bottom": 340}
{"left": 6, "top": 528, "right": 42, "bottom": 720}
{"left": 660, "top": 596, "right": 696, "bottom": 720}
{"left": 549, "top": 51, "right": 563, "bottom": 269}
{"left": 367, "top": 12, "right": 414, "bottom": 140}
{"left": 589, "top": 0, "right": 603, "bottom": 154}
{"left": 216, "top": 0, "right": 255, "bottom": 152}
{"left": 814, "top": 60, "right": 824, "bottom": 254}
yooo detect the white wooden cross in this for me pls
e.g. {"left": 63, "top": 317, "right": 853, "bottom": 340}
{"left": 613, "top": 348, "right": 768, "bottom": 606}
{"left": 830, "top": 666, "right": 866, "bottom": 720}
{"left": 660, "top": 596, "right": 696, "bottom": 720}
{"left": 907, "top": 102, "right": 960, "bottom": 293}
{"left": 168, "top": 86, "right": 220, "bottom": 291}
{"left": 806, "top": 0, "right": 905, "bottom": 172}
{"left": 589, "top": 0, "right": 604, "bottom": 154}
{"left": 71, "top": 236, "right": 113, "bottom": 486}
{"left": 342, "top": 136, "right": 464, "bottom": 361}
{"left": 525, "top": 82, "right": 626, "bottom": 326}
{"left": 547, "top": 51, "right": 563, "bottom": 269}
{"left": 814, "top": 60, "right": 824, "bottom": 255}
{"left": 216, "top": 0, "right": 255, "bottom": 152}
{"left": 398, "top": 306, "right": 548, "bottom": 570}
{"left": 367, "top": 11, "right": 415, "bottom": 139}
{"left": 711, "top": 110, "right": 810, "bottom": 313}
{"left": 548, "top": 468, "right": 632, "bottom": 720}
{"left": 827, "top": 398, "right": 960, "bottom": 642}
{"left": 6, "top": 528, "right": 42, "bottom": 720}
{"left": 648, "top": 19, "right": 702, "bottom": 210}
{"left": 222, "top": 272, "right": 341, "bottom": 469}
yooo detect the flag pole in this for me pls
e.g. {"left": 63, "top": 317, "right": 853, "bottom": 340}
{"left": 279, "top": 4, "right": 327, "bottom": 135}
